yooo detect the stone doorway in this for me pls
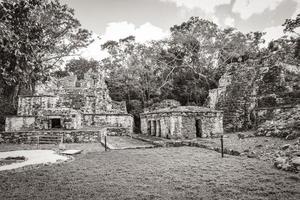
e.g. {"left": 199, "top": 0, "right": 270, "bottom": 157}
{"left": 51, "top": 118, "right": 62, "bottom": 129}
{"left": 153, "top": 121, "right": 157, "bottom": 136}
{"left": 157, "top": 120, "right": 161, "bottom": 137}
{"left": 195, "top": 119, "right": 202, "bottom": 137}
{"left": 147, "top": 121, "right": 151, "bottom": 135}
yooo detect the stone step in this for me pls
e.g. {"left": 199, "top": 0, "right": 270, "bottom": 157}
{"left": 27, "top": 135, "right": 62, "bottom": 144}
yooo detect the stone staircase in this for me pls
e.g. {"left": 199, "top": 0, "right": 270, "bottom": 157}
{"left": 27, "top": 135, "right": 62, "bottom": 144}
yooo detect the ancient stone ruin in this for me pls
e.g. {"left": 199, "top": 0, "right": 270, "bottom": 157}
{"left": 140, "top": 100, "right": 223, "bottom": 139}
{"left": 2, "top": 69, "right": 133, "bottom": 143}
{"left": 206, "top": 62, "right": 300, "bottom": 138}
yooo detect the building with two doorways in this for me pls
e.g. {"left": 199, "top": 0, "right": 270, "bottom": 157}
{"left": 140, "top": 103, "right": 223, "bottom": 139}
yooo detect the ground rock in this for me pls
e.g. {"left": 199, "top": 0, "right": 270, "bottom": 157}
{"left": 237, "top": 133, "right": 245, "bottom": 139}
{"left": 281, "top": 144, "right": 290, "bottom": 150}
{"left": 274, "top": 157, "right": 288, "bottom": 169}
{"left": 291, "top": 157, "right": 300, "bottom": 167}
{"left": 256, "top": 105, "right": 300, "bottom": 139}
{"left": 247, "top": 152, "right": 257, "bottom": 158}
{"left": 286, "top": 132, "right": 300, "bottom": 140}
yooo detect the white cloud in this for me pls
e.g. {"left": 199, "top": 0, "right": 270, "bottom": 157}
{"left": 77, "top": 22, "right": 169, "bottom": 61}
{"left": 263, "top": 26, "right": 285, "bottom": 45}
{"left": 78, "top": 33, "right": 109, "bottom": 61}
{"left": 135, "top": 23, "right": 169, "bottom": 42}
{"left": 224, "top": 17, "right": 235, "bottom": 27}
{"left": 161, "top": 0, "right": 231, "bottom": 13}
{"left": 211, "top": 16, "right": 220, "bottom": 26}
{"left": 101, "top": 21, "right": 169, "bottom": 43}
{"left": 232, "top": 0, "right": 284, "bottom": 19}
{"left": 101, "top": 21, "right": 136, "bottom": 42}
{"left": 263, "top": 25, "right": 300, "bottom": 45}
{"left": 292, "top": 0, "right": 300, "bottom": 18}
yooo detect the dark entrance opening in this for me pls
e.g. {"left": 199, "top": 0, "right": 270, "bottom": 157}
{"left": 147, "top": 121, "right": 151, "bottom": 135}
{"left": 153, "top": 121, "right": 157, "bottom": 136}
{"left": 51, "top": 118, "right": 61, "bottom": 129}
{"left": 195, "top": 119, "right": 202, "bottom": 137}
{"left": 157, "top": 120, "right": 161, "bottom": 137}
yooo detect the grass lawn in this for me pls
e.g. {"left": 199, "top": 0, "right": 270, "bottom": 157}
{"left": 0, "top": 146, "right": 299, "bottom": 200}
{"left": 203, "top": 132, "right": 299, "bottom": 162}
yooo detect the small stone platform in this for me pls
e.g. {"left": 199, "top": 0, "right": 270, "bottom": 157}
{"left": 100, "top": 136, "right": 155, "bottom": 150}
{"left": 0, "top": 127, "right": 131, "bottom": 144}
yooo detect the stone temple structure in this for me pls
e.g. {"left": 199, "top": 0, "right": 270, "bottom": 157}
{"left": 140, "top": 100, "right": 223, "bottom": 139}
{"left": 2, "top": 69, "right": 133, "bottom": 143}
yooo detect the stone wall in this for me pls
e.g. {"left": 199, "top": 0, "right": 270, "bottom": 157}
{"left": 206, "top": 73, "right": 232, "bottom": 109}
{"left": 17, "top": 96, "right": 60, "bottom": 116}
{"left": 206, "top": 62, "right": 300, "bottom": 132}
{"left": 0, "top": 130, "right": 103, "bottom": 143}
{"left": 0, "top": 126, "right": 131, "bottom": 144}
{"left": 35, "top": 108, "right": 82, "bottom": 130}
{"left": 140, "top": 113, "right": 181, "bottom": 139}
{"left": 29, "top": 69, "right": 127, "bottom": 116}
{"left": 5, "top": 69, "right": 133, "bottom": 136}
{"left": 255, "top": 105, "right": 300, "bottom": 139}
{"left": 140, "top": 111, "right": 223, "bottom": 139}
{"left": 181, "top": 116, "right": 196, "bottom": 139}
{"left": 200, "top": 112, "right": 224, "bottom": 137}
{"left": 5, "top": 116, "right": 35, "bottom": 132}
{"left": 83, "top": 114, "right": 133, "bottom": 133}
{"left": 143, "top": 99, "right": 181, "bottom": 113}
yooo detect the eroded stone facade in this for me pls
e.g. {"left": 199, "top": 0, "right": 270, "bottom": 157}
{"left": 205, "top": 62, "right": 300, "bottom": 132}
{"left": 3, "top": 69, "right": 133, "bottom": 141}
{"left": 140, "top": 100, "right": 223, "bottom": 139}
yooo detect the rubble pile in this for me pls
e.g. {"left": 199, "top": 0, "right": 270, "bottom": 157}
{"left": 273, "top": 139, "right": 300, "bottom": 172}
{"left": 256, "top": 105, "right": 300, "bottom": 140}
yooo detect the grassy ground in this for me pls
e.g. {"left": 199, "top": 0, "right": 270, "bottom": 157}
{"left": 0, "top": 146, "right": 299, "bottom": 200}
{"left": 204, "top": 132, "right": 299, "bottom": 162}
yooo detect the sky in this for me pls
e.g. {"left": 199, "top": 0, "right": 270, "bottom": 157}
{"left": 60, "top": 0, "right": 300, "bottom": 60}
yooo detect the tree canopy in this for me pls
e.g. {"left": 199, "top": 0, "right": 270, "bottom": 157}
{"left": 101, "top": 17, "right": 267, "bottom": 106}
{"left": 0, "top": 0, "right": 92, "bottom": 101}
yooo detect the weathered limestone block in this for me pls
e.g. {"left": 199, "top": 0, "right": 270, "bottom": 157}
{"left": 17, "top": 96, "right": 60, "bottom": 116}
{"left": 83, "top": 114, "right": 133, "bottom": 133}
{"left": 181, "top": 116, "right": 197, "bottom": 139}
{"left": 5, "top": 117, "right": 35, "bottom": 132}
{"left": 140, "top": 105, "right": 223, "bottom": 139}
{"left": 0, "top": 130, "right": 104, "bottom": 144}
{"left": 256, "top": 105, "right": 300, "bottom": 139}
{"left": 143, "top": 99, "right": 181, "bottom": 113}
{"left": 206, "top": 62, "right": 300, "bottom": 132}
{"left": 4, "top": 69, "right": 134, "bottom": 140}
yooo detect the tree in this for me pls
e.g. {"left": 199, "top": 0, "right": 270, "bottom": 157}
{"left": 0, "top": 0, "right": 92, "bottom": 105}
{"left": 101, "top": 17, "right": 266, "bottom": 107}
{"left": 283, "top": 13, "right": 300, "bottom": 59}
{"left": 65, "top": 58, "right": 100, "bottom": 79}
{"left": 283, "top": 13, "right": 300, "bottom": 35}
{"left": 101, "top": 37, "right": 164, "bottom": 105}
{"left": 160, "top": 17, "right": 264, "bottom": 91}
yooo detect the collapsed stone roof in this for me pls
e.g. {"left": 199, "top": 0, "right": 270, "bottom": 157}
{"left": 143, "top": 106, "right": 223, "bottom": 115}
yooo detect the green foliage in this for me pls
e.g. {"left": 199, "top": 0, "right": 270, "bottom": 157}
{"left": 0, "top": 0, "right": 91, "bottom": 129}
{"left": 101, "top": 16, "right": 265, "bottom": 108}
{"left": 65, "top": 58, "right": 99, "bottom": 79}
{"left": 258, "top": 96, "right": 277, "bottom": 108}
{"left": 0, "top": 0, "right": 92, "bottom": 95}
{"left": 283, "top": 13, "right": 300, "bottom": 34}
